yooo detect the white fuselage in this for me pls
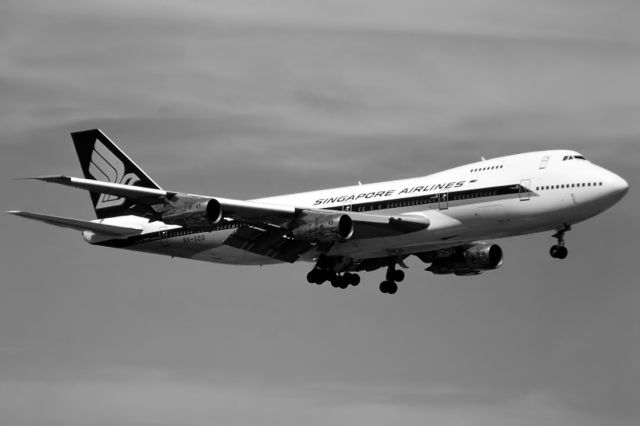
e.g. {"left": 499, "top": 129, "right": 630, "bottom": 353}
{"left": 93, "top": 150, "right": 629, "bottom": 265}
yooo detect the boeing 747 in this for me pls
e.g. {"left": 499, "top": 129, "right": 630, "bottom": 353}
{"left": 8, "top": 129, "right": 629, "bottom": 294}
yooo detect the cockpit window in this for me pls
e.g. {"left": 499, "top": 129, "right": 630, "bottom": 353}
{"left": 562, "top": 154, "right": 587, "bottom": 161}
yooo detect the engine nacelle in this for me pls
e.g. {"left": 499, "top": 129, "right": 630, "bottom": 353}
{"left": 291, "top": 214, "right": 354, "bottom": 242}
{"left": 427, "top": 243, "right": 503, "bottom": 276}
{"left": 161, "top": 198, "right": 223, "bottom": 229}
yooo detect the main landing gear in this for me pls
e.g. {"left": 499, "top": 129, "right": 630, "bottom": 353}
{"left": 307, "top": 256, "right": 407, "bottom": 295}
{"left": 550, "top": 224, "right": 571, "bottom": 260}
{"left": 306, "top": 268, "right": 360, "bottom": 289}
{"left": 379, "top": 264, "right": 405, "bottom": 295}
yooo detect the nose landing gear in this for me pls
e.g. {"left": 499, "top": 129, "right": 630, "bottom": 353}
{"left": 550, "top": 224, "right": 571, "bottom": 259}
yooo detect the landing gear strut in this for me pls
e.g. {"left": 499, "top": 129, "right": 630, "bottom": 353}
{"left": 379, "top": 263, "right": 405, "bottom": 294}
{"left": 550, "top": 224, "right": 571, "bottom": 259}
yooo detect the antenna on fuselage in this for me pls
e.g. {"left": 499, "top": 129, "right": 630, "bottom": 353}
{"left": 481, "top": 156, "right": 486, "bottom": 161}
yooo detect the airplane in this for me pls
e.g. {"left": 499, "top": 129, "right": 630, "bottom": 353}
{"left": 8, "top": 129, "right": 629, "bottom": 294}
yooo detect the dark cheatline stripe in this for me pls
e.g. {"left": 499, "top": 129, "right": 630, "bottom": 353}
{"left": 326, "top": 183, "right": 531, "bottom": 212}
{"left": 98, "top": 183, "right": 533, "bottom": 248}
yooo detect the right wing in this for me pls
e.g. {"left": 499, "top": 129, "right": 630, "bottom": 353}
{"left": 27, "top": 175, "right": 295, "bottom": 223}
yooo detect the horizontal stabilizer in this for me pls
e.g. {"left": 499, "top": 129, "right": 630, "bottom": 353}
{"left": 25, "top": 175, "right": 170, "bottom": 201}
{"left": 6, "top": 211, "right": 143, "bottom": 237}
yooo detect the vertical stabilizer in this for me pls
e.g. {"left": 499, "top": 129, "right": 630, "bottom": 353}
{"left": 71, "top": 129, "right": 161, "bottom": 219}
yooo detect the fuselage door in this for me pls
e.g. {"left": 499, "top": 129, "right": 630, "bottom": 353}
{"left": 539, "top": 155, "right": 550, "bottom": 169}
{"left": 519, "top": 179, "right": 531, "bottom": 201}
{"left": 159, "top": 226, "right": 169, "bottom": 247}
{"left": 438, "top": 192, "right": 449, "bottom": 210}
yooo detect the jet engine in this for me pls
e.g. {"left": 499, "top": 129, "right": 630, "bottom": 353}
{"left": 161, "top": 198, "right": 222, "bottom": 229}
{"left": 291, "top": 214, "right": 354, "bottom": 242}
{"left": 426, "top": 243, "right": 503, "bottom": 276}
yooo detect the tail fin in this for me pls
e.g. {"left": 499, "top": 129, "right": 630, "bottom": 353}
{"left": 71, "top": 129, "right": 161, "bottom": 219}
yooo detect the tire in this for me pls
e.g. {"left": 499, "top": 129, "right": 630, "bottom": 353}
{"left": 350, "top": 274, "right": 361, "bottom": 286}
{"left": 315, "top": 270, "right": 329, "bottom": 285}
{"left": 392, "top": 270, "right": 405, "bottom": 282}
{"left": 306, "top": 270, "right": 318, "bottom": 284}
{"left": 557, "top": 246, "right": 568, "bottom": 259}
{"left": 550, "top": 245, "right": 568, "bottom": 259}
{"left": 380, "top": 280, "right": 396, "bottom": 294}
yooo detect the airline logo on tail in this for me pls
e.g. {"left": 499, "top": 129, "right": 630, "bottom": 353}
{"left": 88, "top": 139, "right": 141, "bottom": 209}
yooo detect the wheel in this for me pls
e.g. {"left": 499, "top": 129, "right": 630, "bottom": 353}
{"left": 306, "top": 270, "right": 319, "bottom": 284}
{"left": 307, "top": 269, "right": 327, "bottom": 284}
{"left": 392, "top": 270, "right": 405, "bottom": 282}
{"left": 379, "top": 280, "right": 397, "bottom": 294}
{"left": 317, "top": 270, "right": 331, "bottom": 284}
{"left": 330, "top": 276, "right": 341, "bottom": 288}
{"left": 338, "top": 278, "right": 349, "bottom": 289}
{"left": 331, "top": 275, "right": 348, "bottom": 289}
{"left": 550, "top": 245, "right": 568, "bottom": 259}
{"left": 343, "top": 273, "right": 360, "bottom": 286}
{"left": 557, "top": 245, "right": 568, "bottom": 259}
{"left": 349, "top": 274, "right": 361, "bottom": 286}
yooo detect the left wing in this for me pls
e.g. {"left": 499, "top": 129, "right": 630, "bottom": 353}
{"left": 6, "top": 210, "right": 142, "bottom": 237}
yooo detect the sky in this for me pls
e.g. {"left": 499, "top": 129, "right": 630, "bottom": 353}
{"left": 0, "top": 1, "right": 639, "bottom": 425}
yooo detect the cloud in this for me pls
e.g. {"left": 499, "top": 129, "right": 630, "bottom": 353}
{"left": 0, "top": 376, "right": 627, "bottom": 426}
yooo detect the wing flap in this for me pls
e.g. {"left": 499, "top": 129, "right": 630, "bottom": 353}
{"left": 209, "top": 197, "right": 297, "bottom": 226}
{"left": 346, "top": 212, "right": 430, "bottom": 238}
{"left": 224, "top": 225, "right": 312, "bottom": 263}
{"left": 6, "top": 211, "right": 142, "bottom": 237}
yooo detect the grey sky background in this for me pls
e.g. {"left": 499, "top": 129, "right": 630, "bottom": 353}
{"left": 1, "top": 1, "right": 638, "bottom": 425}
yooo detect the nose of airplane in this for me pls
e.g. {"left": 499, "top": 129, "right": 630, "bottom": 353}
{"left": 609, "top": 172, "right": 630, "bottom": 197}
{"left": 603, "top": 170, "right": 630, "bottom": 206}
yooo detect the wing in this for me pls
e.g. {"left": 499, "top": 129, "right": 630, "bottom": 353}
{"left": 26, "top": 175, "right": 437, "bottom": 262}
{"left": 7, "top": 210, "right": 142, "bottom": 237}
